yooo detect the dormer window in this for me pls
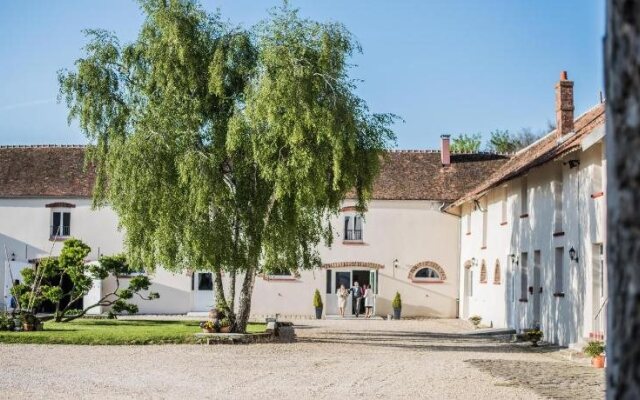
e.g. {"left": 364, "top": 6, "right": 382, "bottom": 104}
{"left": 51, "top": 211, "right": 71, "bottom": 238}
{"left": 343, "top": 215, "right": 363, "bottom": 241}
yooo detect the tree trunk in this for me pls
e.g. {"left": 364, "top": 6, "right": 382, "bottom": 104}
{"left": 213, "top": 268, "right": 229, "bottom": 314}
{"left": 605, "top": 2, "right": 640, "bottom": 398}
{"left": 229, "top": 267, "right": 236, "bottom": 313}
{"left": 234, "top": 265, "right": 256, "bottom": 333}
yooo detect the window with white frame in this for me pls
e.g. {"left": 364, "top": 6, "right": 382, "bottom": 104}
{"left": 520, "top": 252, "right": 528, "bottom": 300}
{"left": 553, "top": 167, "right": 563, "bottom": 233}
{"left": 51, "top": 210, "right": 71, "bottom": 237}
{"left": 520, "top": 177, "right": 529, "bottom": 216}
{"left": 554, "top": 247, "right": 564, "bottom": 294}
{"left": 501, "top": 186, "right": 508, "bottom": 224}
{"left": 344, "top": 214, "right": 363, "bottom": 241}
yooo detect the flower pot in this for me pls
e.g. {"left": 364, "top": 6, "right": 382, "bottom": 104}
{"left": 22, "top": 323, "right": 35, "bottom": 332}
{"left": 592, "top": 355, "right": 605, "bottom": 368}
{"left": 202, "top": 327, "right": 215, "bottom": 334}
{"left": 393, "top": 308, "right": 401, "bottom": 320}
{"left": 315, "top": 307, "right": 323, "bottom": 320}
{"left": 219, "top": 326, "right": 231, "bottom": 333}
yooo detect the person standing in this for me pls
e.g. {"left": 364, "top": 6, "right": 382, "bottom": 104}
{"left": 350, "top": 281, "right": 362, "bottom": 317}
{"left": 337, "top": 284, "right": 349, "bottom": 317}
{"left": 364, "top": 284, "right": 374, "bottom": 318}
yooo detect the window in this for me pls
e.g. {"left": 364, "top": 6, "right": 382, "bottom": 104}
{"left": 414, "top": 267, "right": 440, "bottom": 279}
{"left": 555, "top": 247, "right": 564, "bottom": 294}
{"left": 501, "top": 186, "right": 508, "bottom": 224}
{"left": 479, "top": 260, "right": 487, "bottom": 283}
{"left": 520, "top": 177, "right": 528, "bottom": 216}
{"left": 481, "top": 199, "right": 488, "bottom": 248}
{"left": 554, "top": 168, "right": 563, "bottom": 232}
{"left": 597, "top": 244, "right": 605, "bottom": 299}
{"left": 326, "top": 269, "right": 332, "bottom": 294}
{"left": 344, "top": 215, "right": 363, "bottom": 241}
{"left": 493, "top": 259, "right": 501, "bottom": 284}
{"left": 197, "top": 273, "right": 213, "bottom": 290}
{"left": 51, "top": 211, "right": 71, "bottom": 237}
{"left": 520, "top": 252, "right": 528, "bottom": 300}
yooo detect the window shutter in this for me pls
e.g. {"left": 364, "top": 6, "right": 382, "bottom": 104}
{"left": 52, "top": 212, "right": 61, "bottom": 235}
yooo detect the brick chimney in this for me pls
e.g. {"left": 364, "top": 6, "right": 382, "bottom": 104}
{"left": 440, "top": 135, "right": 451, "bottom": 166}
{"left": 555, "top": 71, "right": 574, "bottom": 136}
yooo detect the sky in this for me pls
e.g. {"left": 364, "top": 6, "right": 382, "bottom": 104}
{"left": 0, "top": 0, "right": 605, "bottom": 149}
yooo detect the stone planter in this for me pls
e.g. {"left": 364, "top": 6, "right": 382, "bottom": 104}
{"left": 393, "top": 308, "right": 401, "bottom": 320}
{"left": 22, "top": 323, "right": 35, "bottom": 332}
{"left": 219, "top": 326, "right": 231, "bottom": 333}
{"left": 315, "top": 307, "right": 323, "bottom": 320}
{"left": 202, "top": 327, "right": 215, "bottom": 334}
{"left": 592, "top": 355, "right": 605, "bottom": 368}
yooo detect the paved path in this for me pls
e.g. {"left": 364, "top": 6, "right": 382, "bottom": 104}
{"left": 0, "top": 319, "right": 604, "bottom": 399}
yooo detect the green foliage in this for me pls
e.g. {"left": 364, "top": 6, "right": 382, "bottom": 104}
{"left": 524, "top": 329, "right": 543, "bottom": 345}
{"left": 469, "top": 315, "right": 482, "bottom": 327}
{"left": 0, "top": 313, "right": 14, "bottom": 331}
{"left": 15, "top": 239, "right": 158, "bottom": 322}
{"left": 392, "top": 292, "right": 402, "bottom": 309}
{"left": 449, "top": 133, "right": 482, "bottom": 153}
{"left": 58, "top": 0, "right": 395, "bottom": 331}
{"left": 583, "top": 340, "right": 605, "bottom": 357}
{"left": 313, "top": 289, "right": 323, "bottom": 308}
{"left": 0, "top": 319, "right": 266, "bottom": 345}
{"left": 487, "top": 129, "right": 518, "bottom": 153}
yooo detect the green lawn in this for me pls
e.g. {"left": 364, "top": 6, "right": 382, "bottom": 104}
{"left": 0, "top": 319, "right": 266, "bottom": 345}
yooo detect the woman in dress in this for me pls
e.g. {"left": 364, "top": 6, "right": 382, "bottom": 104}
{"left": 337, "top": 284, "right": 349, "bottom": 317}
{"left": 364, "top": 284, "right": 375, "bottom": 318}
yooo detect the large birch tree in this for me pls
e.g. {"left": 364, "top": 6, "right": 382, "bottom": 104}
{"left": 58, "top": 0, "right": 395, "bottom": 332}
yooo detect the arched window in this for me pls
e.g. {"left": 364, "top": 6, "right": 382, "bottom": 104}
{"left": 493, "top": 259, "right": 501, "bottom": 284}
{"left": 415, "top": 267, "right": 441, "bottom": 279}
{"left": 480, "top": 260, "right": 488, "bottom": 283}
{"left": 408, "top": 261, "right": 447, "bottom": 282}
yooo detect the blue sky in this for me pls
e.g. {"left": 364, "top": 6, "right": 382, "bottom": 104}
{"left": 0, "top": 0, "right": 605, "bottom": 149}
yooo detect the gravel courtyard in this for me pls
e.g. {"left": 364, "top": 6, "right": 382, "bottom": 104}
{"left": 0, "top": 319, "right": 604, "bottom": 399}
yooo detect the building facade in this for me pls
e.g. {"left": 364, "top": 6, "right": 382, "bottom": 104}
{"left": 448, "top": 72, "right": 607, "bottom": 347}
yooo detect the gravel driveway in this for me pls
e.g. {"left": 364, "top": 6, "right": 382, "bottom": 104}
{"left": 0, "top": 318, "right": 603, "bottom": 399}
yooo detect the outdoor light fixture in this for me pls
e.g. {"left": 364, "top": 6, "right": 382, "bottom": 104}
{"left": 509, "top": 254, "right": 519, "bottom": 266}
{"left": 569, "top": 247, "right": 579, "bottom": 262}
{"left": 471, "top": 257, "right": 478, "bottom": 267}
{"left": 393, "top": 259, "right": 399, "bottom": 269}
{"left": 10, "top": 252, "right": 15, "bottom": 261}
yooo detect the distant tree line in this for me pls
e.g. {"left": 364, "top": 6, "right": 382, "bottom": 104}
{"left": 448, "top": 121, "right": 556, "bottom": 153}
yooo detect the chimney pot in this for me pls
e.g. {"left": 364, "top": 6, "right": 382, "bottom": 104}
{"left": 440, "top": 135, "right": 451, "bottom": 166}
{"left": 555, "top": 70, "right": 574, "bottom": 136}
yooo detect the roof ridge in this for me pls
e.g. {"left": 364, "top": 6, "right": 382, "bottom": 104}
{"left": 389, "top": 149, "right": 513, "bottom": 156}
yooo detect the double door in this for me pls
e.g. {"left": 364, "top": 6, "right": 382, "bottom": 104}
{"left": 326, "top": 269, "right": 377, "bottom": 315}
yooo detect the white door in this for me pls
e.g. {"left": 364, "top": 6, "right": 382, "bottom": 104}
{"left": 192, "top": 272, "right": 215, "bottom": 312}
{"left": 326, "top": 270, "right": 353, "bottom": 315}
{"left": 592, "top": 244, "right": 607, "bottom": 335}
{"left": 463, "top": 268, "right": 472, "bottom": 319}
{"left": 532, "top": 251, "right": 541, "bottom": 329}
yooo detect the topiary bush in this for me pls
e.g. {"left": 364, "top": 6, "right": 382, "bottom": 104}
{"left": 313, "top": 289, "right": 323, "bottom": 308}
{"left": 392, "top": 292, "right": 402, "bottom": 309}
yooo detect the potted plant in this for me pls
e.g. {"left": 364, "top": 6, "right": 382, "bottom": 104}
{"left": 20, "top": 312, "right": 38, "bottom": 332}
{"left": 218, "top": 318, "right": 231, "bottom": 333}
{"left": 583, "top": 340, "right": 605, "bottom": 368}
{"left": 392, "top": 292, "right": 402, "bottom": 319}
{"left": 313, "top": 289, "right": 323, "bottom": 319}
{"left": 524, "top": 329, "right": 543, "bottom": 346}
{"left": 469, "top": 315, "right": 482, "bottom": 328}
{"left": 200, "top": 320, "right": 215, "bottom": 333}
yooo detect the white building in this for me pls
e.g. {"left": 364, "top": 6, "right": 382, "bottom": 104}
{"left": 447, "top": 72, "right": 607, "bottom": 347}
{"left": 0, "top": 145, "right": 506, "bottom": 318}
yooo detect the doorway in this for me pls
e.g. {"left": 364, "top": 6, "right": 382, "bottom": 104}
{"left": 532, "top": 250, "right": 541, "bottom": 329}
{"left": 326, "top": 268, "right": 377, "bottom": 316}
{"left": 463, "top": 265, "right": 473, "bottom": 319}
{"left": 192, "top": 272, "right": 215, "bottom": 312}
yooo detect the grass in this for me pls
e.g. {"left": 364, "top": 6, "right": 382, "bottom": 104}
{"left": 0, "top": 319, "right": 266, "bottom": 345}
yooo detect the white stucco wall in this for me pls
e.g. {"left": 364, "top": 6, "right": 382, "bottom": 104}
{"left": 456, "top": 133, "right": 607, "bottom": 346}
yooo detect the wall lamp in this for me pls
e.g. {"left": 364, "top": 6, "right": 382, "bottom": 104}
{"left": 569, "top": 247, "right": 579, "bottom": 262}
{"left": 509, "top": 254, "right": 519, "bottom": 266}
{"left": 10, "top": 252, "right": 16, "bottom": 261}
{"left": 393, "top": 259, "right": 399, "bottom": 269}
{"left": 471, "top": 257, "right": 478, "bottom": 267}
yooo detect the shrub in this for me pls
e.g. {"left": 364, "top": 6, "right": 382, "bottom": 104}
{"left": 392, "top": 292, "right": 402, "bottom": 309}
{"left": 583, "top": 340, "right": 605, "bottom": 358}
{"left": 469, "top": 315, "right": 482, "bottom": 327}
{"left": 313, "top": 289, "right": 323, "bottom": 308}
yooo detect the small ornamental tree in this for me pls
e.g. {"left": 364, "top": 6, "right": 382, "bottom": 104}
{"left": 313, "top": 289, "right": 323, "bottom": 309}
{"left": 392, "top": 292, "right": 402, "bottom": 310}
{"left": 11, "top": 239, "right": 158, "bottom": 322}
{"left": 58, "top": 1, "right": 395, "bottom": 332}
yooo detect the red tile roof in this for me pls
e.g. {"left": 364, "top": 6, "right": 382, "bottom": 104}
{"left": 448, "top": 103, "right": 606, "bottom": 209}
{"left": 0, "top": 145, "right": 508, "bottom": 202}
{"left": 0, "top": 145, "right": 95, "bottom": 198}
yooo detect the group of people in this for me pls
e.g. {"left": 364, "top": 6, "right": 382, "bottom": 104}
{"left": 337, "top": 281, "right": 374, "bottom": 318}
